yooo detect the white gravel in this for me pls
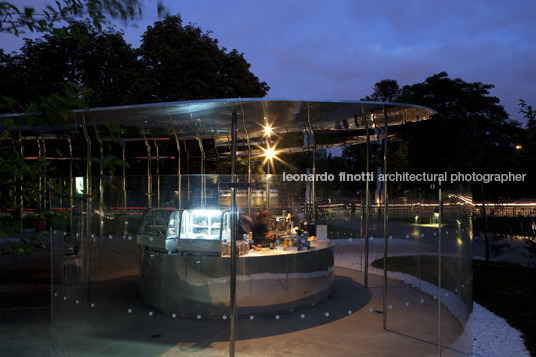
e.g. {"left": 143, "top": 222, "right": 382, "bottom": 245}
{"left": 331, "top": 238, "right": 530, "bottom": 357}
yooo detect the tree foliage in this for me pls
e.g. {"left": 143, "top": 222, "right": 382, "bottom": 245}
{"left": 2, "top": 14, "right": 270, "bottom": 108}
{"left": 0, "top": 0, "right": 151, "bottom": 257}
{"left": 394, "top": 72, "right": 521, "bottom": 196}
{"left": 0, "top": 4, "right": 270, "bottom": 258}
{"left": 2, "top": 21, "right": 137, "bottom": 108}
{"left": 362, "top": 79, "right": 401, "bottom": 102}
{"left": 130, "top": 15, "right": 269, "bottom": 103}
{"left": 0, "top": 0, "right": 146, "bottom": 35}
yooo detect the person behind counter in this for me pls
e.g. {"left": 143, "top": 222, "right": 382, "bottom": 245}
{"left": 251, "top": 209, "right": 274, "bottom": 250}
{"left": 237, "top": 212, "right": 253, "bottom": 239}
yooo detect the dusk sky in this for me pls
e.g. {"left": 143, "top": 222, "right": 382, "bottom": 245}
{"left": 2, "top": 0, "right": 535, "bottom": 124}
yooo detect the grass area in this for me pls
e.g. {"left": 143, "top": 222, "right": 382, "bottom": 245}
{"left": 473, "top": 260, "right": 536, "bottom": 356}
{"left": 372, "top": 256, "right": 536, "bottom": 356}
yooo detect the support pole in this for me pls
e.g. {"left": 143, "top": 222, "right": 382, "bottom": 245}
{"left": 150, "top": 130, "right": 161, "bottom": 207}
{"left": 438, "top": 180, "right": 443, "bottom": 356}
{"left": 266, "top": 155, "right": 270, "bottom": 210}
{"left": 140, "top": 124, "right": 152, "bottom": 209}
{"left": 194, "top": 124, "right": 206, "bottom": 207}
{"left": 41, "top": 135, "right": 47, "bottom": 211}
{"left": 93, "top": 124, "right": 104, "bottom": 241}
{"left": 262, "top": 101, "right": 270, "bottom": 211}
{"left": 229, "top": 110, "right": 238, "bottom": 357}
{"left": 81, "top": 114, "right": 92, "bottom": 301}
{"left": 307, "top": 103, "right": 316, "bottom": 220}
{"left": 382, "top": 105, "right": 388, "bottom": 330}
{"left": 183, "top": 140, "right": 190, "bottom": 203}
{"left": 240, "top": 103, "right": 252, "bottom": 216}
{"left": 122, "top": 137, "right": 127, "bottom": 213}
{"left": 17, "top": 130, "right": 24, "bottom": 244}
{"left": 66, "top": 132, "right": 74, "bottom": 240}
{"left": 36, "top": 136, "right": 43, "bottom": 222}
{"left": 360, "top": 105, "right": 371, "bottom": 288}
{"left": 121, "top": 133, "right": 127, "bottom": 236}
{"left": 169, "top": 114, "right": 182, "bottom": 209}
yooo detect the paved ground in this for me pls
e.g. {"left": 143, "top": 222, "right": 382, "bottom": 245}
{"left": 0, "top": 248, "right": 51, "bottom": 357}
{"left": 0, "top": 226, "right": 472, "bottom": 356}
{"left": 328, "top": 217, "right": 534, "bottom": 267}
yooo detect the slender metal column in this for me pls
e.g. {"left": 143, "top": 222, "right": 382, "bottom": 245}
{"left": 120, "top": 133, "right": 127, "bottom": 235}
{"left": 229, "top": 111, "right": 238, "bottom": 357}
{"left": 169, "top": 114, "right": 182, "bottom": 209}
{"left": 419, "top": 190, "right": 423, "bottom": 292}
{"left": 93, "top": 124, "right": 104, "bottom": 240}
{"left": 438, "top": 180, "right": 443, "bottom": 356}
{"left": 183, "top": 140, "right": 191, "bottom": 203}
{"left": 36, "top": 136, "right": 43, "bottom": 221}
{"left": 41, "top": 136, "right": 47, "bottom": 210}
{"left": 140, "top": 124, "right": 152, "bottom": 209}
{"left": 359, "top": 107, "right": 371, "bottom": 287}
{"left": 307, "top": 103, "right": 316, "bottom": 220}
{"left": 17, "top": 130, "right": 24, "bottom": 243}
{"left": 151, "top": 132, "right": 161, "bottom": 207}
{"left": 266, "top": 155, "right": 270, "bottom": 210}
{"left": 382, "top": 105, "right": 388, "bottom": 330}
{"left": 81, "top": 114, "right": 92, "bottom": 301}
{"left": 66, "top": 132, "right": 74, "bottom": 241}
{"left": 261, "top": 102, "right": 271, "bottom": 210}
{"left": 240, "top": 103, "right": 252, "bottom": 216}
{"left": 122, "top": 136, "right": 127, "bottom": 212}
{"left": 195, "top": 126, "right": 206, "bottom": 207}
{"left": 212, "top": 135, "right": 220, "bottom": 160}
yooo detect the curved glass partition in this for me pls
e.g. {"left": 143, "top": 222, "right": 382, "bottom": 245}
{"left": 48, "top": 173, "right": 472, "bottom": 356}
{"left": 5, "top": 98, "right": 472, "bottom": 355}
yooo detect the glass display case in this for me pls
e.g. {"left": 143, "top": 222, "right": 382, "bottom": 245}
{"left": 180, "top": 209, "right": 224, "bottom": 240}
{"left": 176, "top": 209, "right": 230, "bottom": 255}
{"left": 137, "top": 208, "right": 181, "bottom": 254}
{"left": 137, "top": 208, "right": 231, "bottom": 255}
{"left": 166, "top": 210, "right": 182, "bottom": 239}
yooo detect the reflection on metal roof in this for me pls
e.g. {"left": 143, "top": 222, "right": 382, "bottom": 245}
{"left": 5, "top": 98, "right": 436, "bottom": 155}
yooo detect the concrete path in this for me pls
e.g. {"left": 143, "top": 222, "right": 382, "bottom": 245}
{"left": 1, "top": 252, "right": 470, "bottom": 356}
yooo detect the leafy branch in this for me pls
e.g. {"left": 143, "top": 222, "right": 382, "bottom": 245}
{"left": 0, "top": 0, "right": 145, "bottom": 35}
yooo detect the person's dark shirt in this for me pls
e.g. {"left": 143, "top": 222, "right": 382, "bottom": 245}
{"left": 237, "top": 215, "right": 253, "bottom": 239}
{"left": 252, "top": 222, "right": 270, "bottom": 246}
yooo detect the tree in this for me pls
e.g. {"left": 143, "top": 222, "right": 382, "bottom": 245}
{"left": 0, "top": 0, "right": 146, "bottom": 35}
{"left": 1, "top": 4, "right": 270, "bottom": 257}
{"left": 2, "top": 21, "right": 138, "bottom": 108}
{"left": 395, "top": 72, "right": 520, "bottom": 181}
{"left": 395, "top": 72, "right": 522, "bottom": 271}
{"left": 129, "top": 14, "right": 270, "bottom": 103}
{"left": 518, "top": 100, "right": 536, "bottom": 194}
{"left": 518, "top": 100, "right": 536, "bottom": 266}
{"left": 362, "top": 79, "right": 401, "bottom": 102}
{"left": 0, "top": 0, "right": 152, "bottom": 257}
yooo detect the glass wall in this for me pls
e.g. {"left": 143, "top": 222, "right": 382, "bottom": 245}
{"left": 49, "top": 174, "right": 472, "bottom": 356}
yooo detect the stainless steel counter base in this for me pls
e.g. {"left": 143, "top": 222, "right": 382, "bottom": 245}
{"left": 139, "top": 242, "right": 335, "bottom": 317}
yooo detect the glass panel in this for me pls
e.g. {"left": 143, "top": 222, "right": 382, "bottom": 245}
{"left": 48, "top": 173, "right": 472, "bottom": 356}
{"left": 51, "top": 175, "right": 231, "bottom": 355}
{"left": 236, "top": 175, "right": 472, "bottom": 356}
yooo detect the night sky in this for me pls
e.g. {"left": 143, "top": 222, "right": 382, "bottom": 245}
{"left": 2, "top": 0, "right": 535, "bottom": 123}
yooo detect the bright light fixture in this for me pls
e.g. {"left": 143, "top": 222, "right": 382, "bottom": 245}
{"left": 264, "top": 125, "right": 272, "bottom": 135}
{"left": 265, "top": 147, "right": 276, "bottom": 160}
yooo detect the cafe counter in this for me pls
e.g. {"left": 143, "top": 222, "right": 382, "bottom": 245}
{"left": 137, "top": 208, "right": 335, "bottom": 317}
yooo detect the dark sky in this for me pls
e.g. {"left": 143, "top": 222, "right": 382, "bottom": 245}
{"left": 2, "top": 0, "right": 535, "bottom": 124}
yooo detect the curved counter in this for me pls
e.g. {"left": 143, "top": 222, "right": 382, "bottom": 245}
{"left": 139, "top": 241, "right": 335, "bottom": 317}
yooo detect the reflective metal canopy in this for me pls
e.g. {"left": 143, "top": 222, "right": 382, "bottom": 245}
{"left": 74, "top": 98, "right": 433, "bottom": 131}
{"left": 68, "top": 98, "right": 435, "bottom": 153}
{"left": 5, "top": 98, "right": 436, "bottom": 157}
